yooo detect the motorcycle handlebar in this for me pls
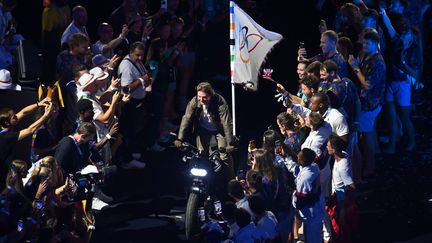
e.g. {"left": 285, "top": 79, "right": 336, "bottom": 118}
{"left": 179, "top": 142, "right": 225, "bottom": 158}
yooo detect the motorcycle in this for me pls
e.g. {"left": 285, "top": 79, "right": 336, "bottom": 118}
{"left": 179, "top": 142, "right": 229, "bottom": 240}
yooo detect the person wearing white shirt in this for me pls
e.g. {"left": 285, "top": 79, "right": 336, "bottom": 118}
{"left": 228, "top": 179, "right": 254, "bottom": 217}
{"left": 234, "top": 208, "right": 268, "bottom": 243}
{"left": 285, "top": 148, "right": 325, "bottom": 243}
{"left": 76, "top": 72, "right": 117, "bottom": 165}
{"left": 117, "top": 42, "right": 152, "bottom": 158}
{"left": 118, "top": 42, "right": 152, "bottom": 100}
{"left": 309, "top": 92, "right": 349, "bottom": 140}
{"left": 290, "top": 92, "right": 349, "bottom": 142}
{"left": 92, "top": 23, "right": 128, "bottom": 59}
{"left": 248, "top": 194, "right": 279, "bottom": 241}
{"left": 61, "top": 6, "right": 89, "bottom": 47}
{"left": 301, "top": 112, "right": 332, "bottom": 242}
{"left": 328, "top": 137, "right": 354, "bottom": 195}
{"left": 327, "top": 135, "right": 357, "bottom": 243}
{"left": 302, "top": 111, "right": 332, "bottom": 198}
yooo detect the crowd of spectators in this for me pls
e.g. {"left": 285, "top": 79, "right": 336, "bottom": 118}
{"left": 0, "top": 0, "right": 230, "bottom": 241}
{"left": 0, "top": 0, "right": 430, "bottom": 242}
{"left": 178, "top": 0, "right": 430, "bottom": 242}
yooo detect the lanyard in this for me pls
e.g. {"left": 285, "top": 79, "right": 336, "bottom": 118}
{"left": 68, "top": 135, "right": 83, "bottom": 159}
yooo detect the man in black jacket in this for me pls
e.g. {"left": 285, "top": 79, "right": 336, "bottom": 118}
{"left": 55, "top": 122, "right": 95, "bottom": 175}
{"left": 175, "top": 82, "right": 235, "bottom": 178}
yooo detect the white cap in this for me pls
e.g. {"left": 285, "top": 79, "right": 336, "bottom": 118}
{"left": 0, "top": 69, "right": 11, "bottom": 83}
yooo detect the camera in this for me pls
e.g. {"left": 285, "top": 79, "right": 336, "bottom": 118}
{"left": 71, "top": 172, "right": 104, "bottom": 201}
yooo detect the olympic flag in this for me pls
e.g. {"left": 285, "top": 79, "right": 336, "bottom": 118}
{"left": 229, "top": 1, "right": 283, "bottom": 135}
{"left": 229, "top": 1, "right": 283, "bottom": 92}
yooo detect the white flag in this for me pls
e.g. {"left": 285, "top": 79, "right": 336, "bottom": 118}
{"left": 230, "top": 1, "right": 283, "bottom": 91}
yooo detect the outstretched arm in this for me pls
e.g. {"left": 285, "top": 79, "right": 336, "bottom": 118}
{"left": 18, "top": 103, "right": 52, "bottom": 141}
{"left": 16, "top": 97, "right": 51, "bottom": 121}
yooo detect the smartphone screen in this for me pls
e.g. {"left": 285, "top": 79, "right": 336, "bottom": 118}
{"left": 17, "top": 220, "right": 24, "bottom": 232}
{"left": 198, "top": 207, "right": 205, "bottom": 222}
{"left": 36, "top": 201, "right": 43, "bottom": 210}
{"left": 214, "top": 201, "right": 222, "bottom": 215}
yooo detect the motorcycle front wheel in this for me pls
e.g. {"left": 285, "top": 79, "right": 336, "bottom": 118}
{"left": 185, "top": 192, "right": 202, "bottom": 240}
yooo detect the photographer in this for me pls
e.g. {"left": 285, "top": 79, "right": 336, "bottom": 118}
{"left": 118, "top": 41, "right": 152, "bottom": 167}
{"left": 54, "top": 122, "right": 95, "bottom": 175}
{"left": 55, "top": 121, "right": 114, "bottom": 209}
{"left": 0, "top": 98, "right": 52, "bottom": 190}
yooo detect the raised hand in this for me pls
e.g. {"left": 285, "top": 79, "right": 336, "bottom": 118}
{"left": 108, "top": 54, "right": 121, "bottom": 69}
{"left": 112, "top": 91, "right": 121, "bottom": 104}
{"left": 35, "top": 179, "right": 49, "bottom": 200}
{"left": 110, "top": 77, "right": 120, "bottom": 89}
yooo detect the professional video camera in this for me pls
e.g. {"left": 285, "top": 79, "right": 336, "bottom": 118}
{"left": 69, "top": 165, "right": 105, "bottom": 201}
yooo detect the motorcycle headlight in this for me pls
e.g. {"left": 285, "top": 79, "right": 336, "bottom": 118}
{"left": 190, "top": 168, "right": 208, "bottom": 177}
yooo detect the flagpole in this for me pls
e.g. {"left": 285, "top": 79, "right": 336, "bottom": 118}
{"left": 229, "top": 1, "right": 236, "bottom": 136}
